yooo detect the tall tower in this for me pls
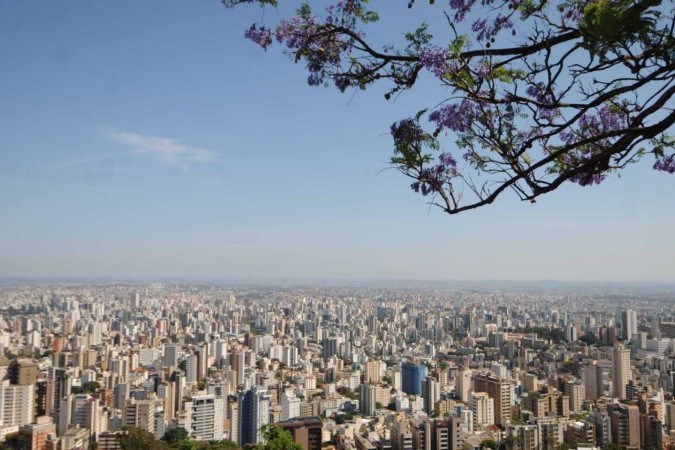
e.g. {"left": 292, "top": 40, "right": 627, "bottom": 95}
{"left": 238, "top": 386, "right": 270, "bottom": 447}
{"left": 473, "top": 373, "right": 512, "bottom": 426}
{"left": 456, "top": 369, "right": 472, "bottom": 402}
{"left": 359, "top": 384, "right": 376, "bottom": 417}
{"left": 612, "top": 344, "right": 632, "bottom": 400}
{"left": 422, "top": 377, "right": 440, "bottom": 416}
{"left": 0, "top": 379, "right": 35, "bottom": 430}
{"left": 163, "top": 343, "right": 180, "bottom": 368}
{"left": 401, "top": 361, "right": 427, "bottom": 396}
{"left": 621, "top": 309, "right": 638, "bottom": 341}
{"left": 186, "top": 395, "right": 224, "bottom": 441}
{"left": 470, "top": 391, "right": 495, "bottom": 429}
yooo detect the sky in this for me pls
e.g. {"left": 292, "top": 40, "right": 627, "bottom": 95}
{"left": 0, "top": 0, "right": 674, "bottom": 283}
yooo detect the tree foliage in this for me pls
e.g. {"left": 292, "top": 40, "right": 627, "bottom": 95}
{"left": 162, "top": 428, "right": 190, "bottom": 444}
{"left": 120, "top": 427, "right": 236, "bottom": 450}
{"left": 254, "top": 425, "right": 302, "bottom": 450}
{"left": 579, "top": 331, "right": 598, "bottom": 345}
{"left": 205, "top": 441, "right": 239, "bottom": 450}
{"left": 119, "top": 427, "right": 169, "bottom": 450}
{"left": 224, "top": 0, "right": 674, "bottom": 215}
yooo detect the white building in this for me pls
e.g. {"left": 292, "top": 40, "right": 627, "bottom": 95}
{"left": 0, "top": 379, "right": 35, "bottom": 431}
{"left": 281, "top": 392, "right": 301, "bottom": 420}
{"left": 184, "top": 394, "right": 224, "bottom": 441}
{"left": 470, "top": 391, "right": 494, "bottom": 429}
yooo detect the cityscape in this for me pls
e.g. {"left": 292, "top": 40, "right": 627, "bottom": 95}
{"left": 2, "top": 0, "right": 674, "bottom": 449}
{"left": 0, "top": 281, "right": 673, "bottom": 449}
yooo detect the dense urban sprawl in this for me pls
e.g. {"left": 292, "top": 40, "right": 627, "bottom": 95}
{"left": 0, "top": 282, "right": 674, "bottom": 450}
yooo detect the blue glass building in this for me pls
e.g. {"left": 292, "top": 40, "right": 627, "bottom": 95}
{"left": 238, "top": 386, "right": 270, "bottom": 446}
{"left": 401, "top": 361, "right": 427, "bottom": 396}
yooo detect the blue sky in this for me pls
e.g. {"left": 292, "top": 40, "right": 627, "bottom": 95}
{"left": 1, "top": 0, "right": 673, "bottom": 282}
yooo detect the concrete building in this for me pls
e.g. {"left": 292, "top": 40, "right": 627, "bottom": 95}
{"left": 276, "top": 416, "right": 322, "bottom": 450}
{"left": 469, "top": 391, "right": 494, "bottom": 429}
{"left": 18, "top": 416, "right": 56, "bottom": 450}
{"left": 612, "top": 344, "right": 632, "bottom": 400}
{"left": 185, "top": 394, "right": 224, "bottom": 441}
{"left": 607, "top": 403, "right": 639, "bottom": 448}
{"left": 0, "top": 379, "right": 35, "bottom": 430}
{"left": 473, "top": 373, "right": 512, "bottom": 426}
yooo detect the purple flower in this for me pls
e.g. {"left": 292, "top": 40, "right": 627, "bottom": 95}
{"left": 333, "top": 76, "right": 350, "bottom": 92}
{"left": 474, "top": 61, "right": 491, "bottom": 78}
{"left": 439, "top": 153, "right": 457, "bottom": 168}
{"left": 244, "top": 24, "right": 273, "bottom": 50}
{"left": 429, "top": 99, "right": 480, "bottom": 133}
{"left": 449, "top": 0, "right": 476, "bottom": 22}
{"left": 558, "top": 105, "right": 627, "bottom": 186}
{"left": 419, "top": 46, "right": 457, "bottom": 78}
{"left": 571, "top": 172, "right": 607, "bottom": 186}
{"left": 654, "top": 154, "right": 675, "bottom": 174}
{"left": 472, "top": 18, "right": 488, "bottom": 34}
{"left": 468, "top": 14, "right": 515, "bottom": 41}
{"left": 526, "top": 82, "right": 559, "bottom": 119}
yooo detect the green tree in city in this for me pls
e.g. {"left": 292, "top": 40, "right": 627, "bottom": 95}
{"left": 205, "top": 440, "right": 239, "bottom": 450}
{"left": 118, "top": 427, "right": 169, "bottom": 450}
{"left": 254, "top": 425, "right": 302, "bottom": 450}
{"left": 162, "top": 427, "right": 190, "bottom": 444}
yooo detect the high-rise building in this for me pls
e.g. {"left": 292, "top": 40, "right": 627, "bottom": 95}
{"left": 365, "top": 360, "right": 383, "bottom": 383}
{"left": 524, "top": 388, "right": 569, "bottom": 418}
{"left": 359, "top": 384, "right": 377, "bottom": 417}
{"left": 18, "top": 416, "right": 56, "bottom": 450}
{"left": 473, "top": 373, "right": 512, "bottom": 426}
{"left": 53, "top": 368, "right": 71, "bottom": 417}
{"left": 124, "top": 399, "right": 157, "bottom": 435}
{"left": 621, "top": 309, "right": 638, "bottom": 341}
{"left": 665, "top": 402, "right": 675, "bottom": 432}
{"left": 281, "top": 392, "right": 301, "bottom": 421}
{"left": 184, "top": 394, "right": 224, "bottom": 441}
{"left": 231, "top": 350, "right": 246, "bottom": 388}
{"left": 238, "top": 386, "right": 270, "bottom": 447}
{"left": 422, "top": 376, "right": 440, "bottom": 416}
{"left": 276, "top": 416, "right": 323, "bottom": 450}
{"left": 322, "top": 337, "right": 338, "bottom": 360}
{"left": 563, "top": 381, "right": 584, "bottom": 413}
{"left": 163, "top": 344, "right": 180, "bottom": 368}
{"left": 196, "top": 344, "right": 208, "bottom": 381}
{"left": 607, "top": 403, "right": 639, "bottom": 448}
{"left": 455, "top": 369, "right": 472, "bottom": 403}
{"left": 413, "top": 418, "right": 462, "bottom": 450}
{"left": 0, "top": 379, "right": 35, "bottom": 430}
{"left": 564, "top": 420, "right": 595, "bottom": 448}
{"left": 470, "top": 391, "right": 494, "bottom": 429}
{"left": 8, "top": 359, "right": 39, "bottom": 386}
{"left": 612, "top": 344, "right": 631, "bottom": 400}
{"left": 640, "top": 413, "right": 663, "bottom": 450}
{"left": 186, "top": 355, "right": 199, "bottom": 383}
{"left": 391, "top": 419, "right": 413, "bottom": 450}
{"left": 506, "top": 424, "right": 538, "bottom": 450}
{"left": 36, "top": 379, "right": 53, "bottom": 418}
{"left": 392, "top": 368, "right": 402, "bottom": 391}
{"left": 401, "top": 362, "right": 427, "bottom": 396}
{"left": 537, "top": 417, "right": 561, "bottom": 450}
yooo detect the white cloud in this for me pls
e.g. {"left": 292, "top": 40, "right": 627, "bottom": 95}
{"left": 106, "top": 131, "right": 218, "bottom": 166}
